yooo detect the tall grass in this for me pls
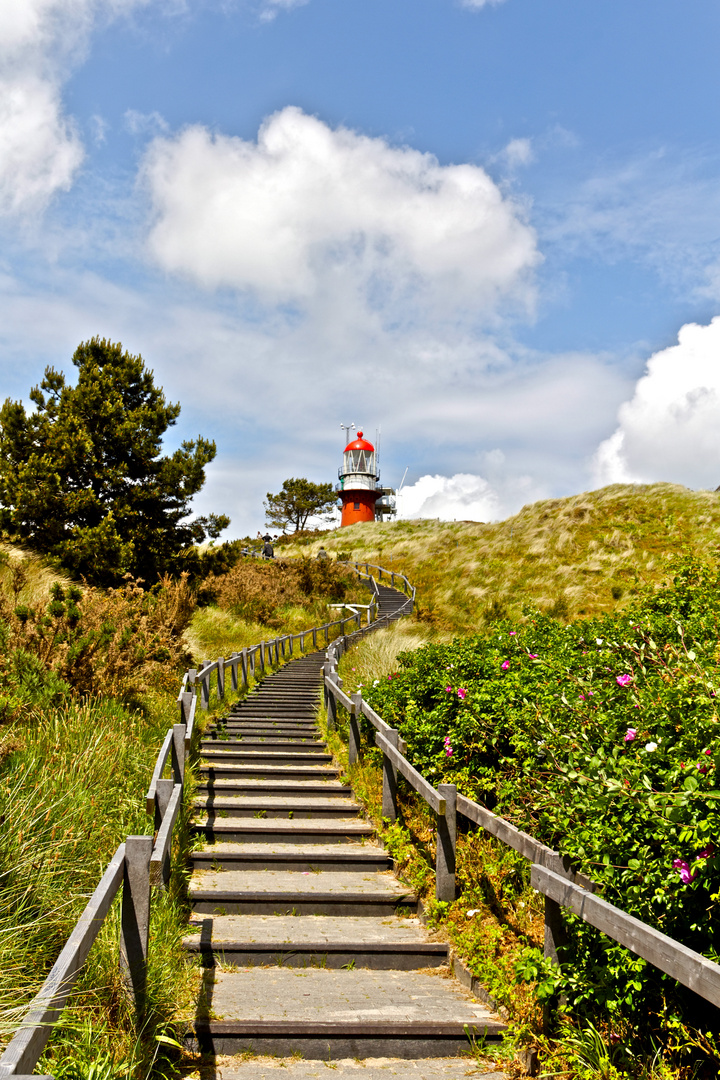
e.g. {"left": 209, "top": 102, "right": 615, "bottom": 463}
{"left": 0, "top": 690, "right": 198, "bottom": 1076}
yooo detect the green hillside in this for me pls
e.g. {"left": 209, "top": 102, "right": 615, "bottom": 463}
{"left": 281, "top": 483, "right": 720, "bottom": 631}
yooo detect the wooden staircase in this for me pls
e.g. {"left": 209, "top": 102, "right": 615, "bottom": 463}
{"left": 184, "top": 593, "right": 506, "bottom": 1077}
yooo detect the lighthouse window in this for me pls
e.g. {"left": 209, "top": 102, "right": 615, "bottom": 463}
{"left": 353, "top": 501, "right": 360, "bottom": 510}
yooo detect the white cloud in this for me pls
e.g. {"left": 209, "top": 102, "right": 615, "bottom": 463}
{"left": 397, "top": 470, "right": 542, "bottom": 523}
{"left": 496, "top": 137, "right": 534, "bottom": 170}
{"left": 142, "top": 106, "right": 540, "bottom": 320}
{"left": 397, "top": 473, "right": 502, "bottom": 521}
{"left": 0, "top": 73, "right": 83, "bottom": 213}
{"left": 541, "top": 148, "right": 720, "bottom": 301}
{"left": 258, "top": 0, "right": 309, "bottom": 22}
{"left": 593, "top": 316, "right": 720, "bottom": 489}
{"left": 460, "top": 0, "right": 508, "bottom": 9}
{"left": 124, "top": 109, "right": 169, "bottom": 136}
{"left": 0, "top": 0, "right": 149, "bottom": 215}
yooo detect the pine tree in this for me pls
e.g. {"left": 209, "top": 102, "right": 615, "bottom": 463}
{"left": 0, "top": 337, "right": 229, "bottom": 585}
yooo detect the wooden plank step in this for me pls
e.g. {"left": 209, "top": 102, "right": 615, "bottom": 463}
{"left": 192, "top": 819, "right": 375, "bottom": 844}
{"left": 184, "top": 911, "right": 446, "bottom": 968}
{"left": 201, "top": 751, "right": 333, "bottom": 764}
{"left": 187, "top": 969, "right": 504, "bottom": 1057}
{"left": 200, "top": 765, "right": 341, "bottom": 780}
{"left": 201, "top": 1057, "right": 506, "bottom": 1079}
{"left": 198, "top": 781, "right": 353, "bottom": 797}
{"left": 190, "top": 842, "right": 390, "bottom": 872}
{"left": 195, "top": 798, "right": 361, "bottom": 819}
{"left": 201, "top": 739, "right": 326, "bottom": 749}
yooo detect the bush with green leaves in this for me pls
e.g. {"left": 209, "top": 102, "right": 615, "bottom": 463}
{"left": 363, "top": 556, "right": 720, "bottom": 1050}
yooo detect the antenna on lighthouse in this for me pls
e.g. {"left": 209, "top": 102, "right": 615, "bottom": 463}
{"left": 398, "top": 467, "right": 409, "bottom": 493}
{"left": 340, "top": 422, "right": 355, "bottom": 445}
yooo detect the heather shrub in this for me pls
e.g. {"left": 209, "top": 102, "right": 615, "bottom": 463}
{"left": 0, "top": 573, "right": 195, "bottom": 702}
{"left": 201, "top": 557, "right": 361, "bottom": 629}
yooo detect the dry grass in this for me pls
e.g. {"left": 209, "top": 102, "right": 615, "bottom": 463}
{"left": 281, "top": 483, "right": 720, "bottom": 631}
{"left": 337, "top": 620, "right": 449, "bottom": 695}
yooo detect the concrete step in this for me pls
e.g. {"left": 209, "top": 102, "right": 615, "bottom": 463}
{"left": 192, "top": 818, "right": 375, "bottom": 844}
{"left": 183, "top": 914, "right": 446, "bottom": 969}
{"left": 190, "top": 841, "right": 391, "bottom": 872}
{"left": 189, "top": 869, "right": 415, "bottom": 915}
{"left": 195, "top": 796, "right": 362, "bottom": 818}
{"left": 187, "top": 968, "right": 503, "bottom": 1057}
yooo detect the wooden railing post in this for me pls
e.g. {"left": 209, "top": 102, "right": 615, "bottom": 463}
{"left": 312, "top": 627, "right": 318, "bottom": 649}
{"left": 171, "top": 723, "right": 186, "bottom": 783}
{"left": 154, "top": 778, "right": 174, "bottom": 886}
{"left": 230, "top": 654, "right": 238, "bottom": 692}
{"left": 179, "top": 690, "right": 193, "bottom": 725}
{"left": 544, "top": 897, "right": 567, "bottom": 965}
{"left": 436, "top": 784, "right": 457, "bottom": 902}
{"left": 289, "top": 636, "right": 294, "bottom": 657}
{"left": 200, "top": 666, "right": 210, "bottom": 711}
{"left": 382, "top": 728, "right": 399, "bottom": 822}
{"left": 217, "top": 658, "right": 225, "bottom": 701}
{"left": 349, "top": 692, "right": 362, "bottom": 765}
{"left": 248, "top": 647, "right": 255, "bottom": 679}
{"left": 326, "top": 674, "right": 338, "bottom": 731}
{"left": 259, "top": 642, "right": 266, "bottom": 675}
{"left": 120, "top": 835, "right": 152, "bottom": 1017}
{"left": 543, "top": 895, "right": 568, "bottom": 1033}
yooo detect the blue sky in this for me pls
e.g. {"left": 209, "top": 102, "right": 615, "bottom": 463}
{"left": 3, "top": 0, "right": 720, "bottom": 532}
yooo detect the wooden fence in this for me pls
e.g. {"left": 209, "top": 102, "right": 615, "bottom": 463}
{"left": 0, "top": 560, "right": 411, "bottom": 1078}
{"left": 322, "top": 629, "right": 720, "bottom": 1015}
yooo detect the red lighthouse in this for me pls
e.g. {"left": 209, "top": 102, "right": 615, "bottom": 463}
{"left": 338, "top": 432, "right": 379, "bottom": 526}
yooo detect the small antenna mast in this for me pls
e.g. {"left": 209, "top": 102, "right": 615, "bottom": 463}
{"left": 340, "top": 422, "right": 355, "bottom": 445}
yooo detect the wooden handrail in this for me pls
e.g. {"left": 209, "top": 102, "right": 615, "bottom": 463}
{"left": 375, "top": 730, "right": 446, "bottom": 815}
{"left": 150, "top": 785, "right": 183, "bottom": 886}
{"left": 532, "top": 864, "right": 720, "bottom": 1007}
{"left": 0, "top": 845, "right": 126, "bottom": 1075}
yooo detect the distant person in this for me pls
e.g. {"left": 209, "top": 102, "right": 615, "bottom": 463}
{"left": 317, "top": 546, "right": 329, "bottom": 561}
{"left": 263, "top": 540, "right": 274, "bottom": 558}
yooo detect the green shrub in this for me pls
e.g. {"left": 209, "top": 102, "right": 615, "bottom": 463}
{"left": 363, "top": 554, "right": 720, "bottom": 1057}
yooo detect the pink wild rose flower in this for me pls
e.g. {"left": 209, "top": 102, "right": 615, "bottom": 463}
{"left": 457, "top": 687, "right": 467, "bottom": 700}
{"left": 672, "top": 858, "right": 697, "bottom": 884}
{"left": 501, "top": 660, "right": 510, "bottom": 671}
{"left": 616, "top": 674, "right": 632, "bottom": 687}
{"left": 624, "top": 728, "right": 637, "bottom": 743}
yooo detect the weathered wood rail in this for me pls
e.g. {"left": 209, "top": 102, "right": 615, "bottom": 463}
{"left": 322, "top": 613, "right": 720, "bottom": 1017}
{"left": 0, "top": 559, "right": 412, "bottom": 1078}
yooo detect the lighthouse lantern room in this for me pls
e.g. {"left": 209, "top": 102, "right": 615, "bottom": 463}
{"left": 337, "top": 431, "right": 394, "bottom": 526}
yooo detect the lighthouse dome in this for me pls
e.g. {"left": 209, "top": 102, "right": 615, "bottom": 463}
{"left": 344, "top": 431, "right": 374, "bottom": 453}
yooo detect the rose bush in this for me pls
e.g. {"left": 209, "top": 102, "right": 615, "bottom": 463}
{"left": 362, "top": 556, "right": 720, "bottom": 1039}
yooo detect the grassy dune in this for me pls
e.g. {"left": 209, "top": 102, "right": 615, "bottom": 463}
{"left": 281, "top": 483, "right": 720, "bottom": 631}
